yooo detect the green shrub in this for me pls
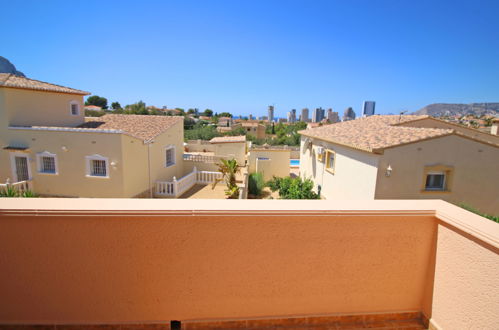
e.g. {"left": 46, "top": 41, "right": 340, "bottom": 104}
{"left": 20, "top": 190, "right": 37, "bottom": 198}
{"left": 266, "top": 176, "right": 320, "bottom": 199}
{"left": 0, "top": 186, "right": 37, "bottom": 198}
{"left": 248, "top": 173, "right": 265, "bottom": 197}
{"left": 0, "top": 185, "right": 19, "bottom": 197}
{"left": 457, "top": 203, "right": 499, "bottom": 223}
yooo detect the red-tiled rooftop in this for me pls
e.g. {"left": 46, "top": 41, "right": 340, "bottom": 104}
{"left": 299, "top": 115, "right": 455, "bottom": 153}
{"left": 80, "top": 114, "right": 183, "bottom": 141}
{"left": 0, "top": 73, "right": 90, "bottom": 95}
{"left": 210, "top": 135, "right": 246, "bottom": 143}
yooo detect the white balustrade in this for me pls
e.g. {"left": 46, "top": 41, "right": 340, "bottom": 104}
{"left": 155, "top": 168, "right": 223, "bottom": 197}
{"left": 183, "top": 153, "right": 227, "bottom": 164}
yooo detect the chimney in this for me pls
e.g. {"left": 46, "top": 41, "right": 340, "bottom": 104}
{"left": 491, "top": 118, "right": 499, "bottom": 135}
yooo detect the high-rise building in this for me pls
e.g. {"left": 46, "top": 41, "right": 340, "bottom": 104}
{"left": 268, "top": 105, "right": 274, "bottom": 123}
{"left": 362, "top": 101, "right": 375, "bottom": 117}
{"left": 301, "top": 108, "right": 309, "bottom": 122}
{"left": 287, "top": 109, "right": 297, "bottom": 123}
{"left": 312, "top": 107, "right": 325, "bottom": 123}
{"left": 249, "top": 114, "right": 253, "bottom": 120}
{"left": 327, "top": 108, "right": 340, "bottom": 123}
{"left": 342, "top": 107, "right": 356, "bottom": 121}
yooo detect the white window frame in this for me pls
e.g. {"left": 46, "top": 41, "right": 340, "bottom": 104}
{"left": 9, "top": 152, "right": 32, "bottom": 182}
{"left": 85, "top": 154, "right": 110, "bottom": 178}
{"left": 425, "top": 171, "right": 446, "bottom": 191}
{"left": 325, "top": 149, "right": 336, "bottom": 174}
{"left": 70, "top": 100, "right": 80, "bottom": 116}
{"left": 36, "top": 151, "right": 58, "bottom": 175}
{"left": 164, "top": 145, "right": 176, "bottom": 168}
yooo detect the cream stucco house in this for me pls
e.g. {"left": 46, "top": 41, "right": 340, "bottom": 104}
{"left": 0, "top": 73, "right": 184, "bottom": 198}
{"left": 299, "top": 115, "right": 499, "bottom": 215}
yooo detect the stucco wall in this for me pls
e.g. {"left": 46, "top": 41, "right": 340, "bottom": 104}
{"left": 375, "top": 134, "right": 499, "bottom": 215}
{"left": 430, "top": 223, "right": 499, "bottom": 329}
{"left": 248, "top": 149, "right": 290, "bottom": 180}
{"left": 0, "top": 201, "right": 436, "bottom": 324}
{"left": 185, "top": 140, "right": 215, "bottom": 153}
{"left": 300, "top": 137, "right": 379, "bottom": 200}
{"left": 148, "top": 120, "right": 185, "bottom": 183}
{"left": 0, "top": 128, "right": 126, "bottom": 197}
{"left": 213, "top": 142, "right": 246, "bottom": 164}
{"left": 1, "top": 88, "right": 85, "bottom": 128}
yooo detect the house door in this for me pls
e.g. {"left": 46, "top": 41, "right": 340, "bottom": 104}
{"left": 13, "top": 155, "right": 30, "bottom": 181}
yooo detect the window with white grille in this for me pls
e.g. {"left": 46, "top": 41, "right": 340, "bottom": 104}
{"left": 165, "top": 146, "right": 175, "bottom": 167}
{"left": 70, "top": 101, "right": 79, "bottom": 115}
{"left": 91, "top": 160, "right": 107, "bottom": 176}
{"left": 85, "top": 155, "right": 109, "bottom": 178}
{"left": 36, "top": 152, "right": 58, "bottom": 174}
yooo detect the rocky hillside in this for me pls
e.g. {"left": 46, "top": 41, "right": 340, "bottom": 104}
{"left": 413, "top": 103, "right": 499, "bottom": 117}
{"left": 0, "top": 56, "right": 25, "bottom": 77}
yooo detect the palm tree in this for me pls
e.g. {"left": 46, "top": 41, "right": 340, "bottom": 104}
{"left": 212, "top": 158, "right": 240, "bottom": 199}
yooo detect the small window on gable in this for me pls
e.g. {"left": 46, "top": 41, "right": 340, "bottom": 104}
{"left": 70, "top": 101, "right": 80, "bottom": 116}
{"left": 325, "top": 149, "right": 336, "bottom": 174}
{"left": 165, "top": 146, "right": 175, "bottom": 167}
{"left": 36, "top": 151, "right": 58, "bottom": 174}
{"left": 425, "top": 173, "right": 445, "bottom": 191}
{"left": 85, "top": 154, "right": 109, "bottom": 178}
{"left": 422, "top": 165, "right": 453, "bottom": 193}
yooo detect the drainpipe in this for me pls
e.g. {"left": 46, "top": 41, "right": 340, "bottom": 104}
{"left": 146, "top": 139, "right": 154, "bottom": 198}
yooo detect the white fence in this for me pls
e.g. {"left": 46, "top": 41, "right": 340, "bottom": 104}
{"left": 155, "top": 168, "right": 223, "bottom": 198}
{"left": 183, "top": 153, "right": 227, "bottom": 164}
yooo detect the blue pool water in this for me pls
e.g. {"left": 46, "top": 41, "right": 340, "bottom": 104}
{"left": 290, "top": 159, "right": 300, "bottom": 166}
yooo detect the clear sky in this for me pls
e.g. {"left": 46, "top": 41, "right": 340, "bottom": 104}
{"left": 2, "top": 0, "right": 498, "bottom": 117}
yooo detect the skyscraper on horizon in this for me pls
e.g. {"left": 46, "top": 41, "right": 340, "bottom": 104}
{"left": 343, "top": 107, "right": 356, "bottom": 121}
{"left": 268, "top": 105, "right": 274, "bottom": 123}
{"left": 362, "top": 101, "right": 376, "bottom": 117}
{"left": 312, "top": 107, "right": 325, "bottom": 123}
{"left": 301, "top": 108, "right": 309, "bottom": 122}
{"left": 287, "top": 109, "right": 297, "bottom": 123}
{"left": 327, "top": 108, "right": 340, "bottom": 123}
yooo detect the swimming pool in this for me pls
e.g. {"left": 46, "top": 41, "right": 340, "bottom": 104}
{"left": 290, "top": 159, "right": 300, "bottom": 167}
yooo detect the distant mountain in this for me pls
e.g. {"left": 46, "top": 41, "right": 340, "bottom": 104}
{"left": 0, "top": 56, "right": 25, "bottom": 77}
{"left": 412, "top": 103, "right": 499, "bottom": 117}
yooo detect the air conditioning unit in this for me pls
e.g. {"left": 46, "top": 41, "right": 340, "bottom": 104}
{"left": 316, "top": 146, "right": 325, "bottom": 161}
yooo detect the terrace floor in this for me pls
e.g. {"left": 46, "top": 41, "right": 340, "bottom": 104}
{"left": 180, "top": 184, "right": 228, "bottom": 199}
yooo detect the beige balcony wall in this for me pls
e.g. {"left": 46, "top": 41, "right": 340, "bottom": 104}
{"left": 375, "top": 134, "right": 499, "bottom": 215}
{"left": 0, "top": 199, "right": 438, "bottom": 324}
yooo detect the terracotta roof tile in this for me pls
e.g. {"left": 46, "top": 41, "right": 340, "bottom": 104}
{"left": 299, "top": 115, "right": 454, "bottom": 153}
{"left": 0, "top": 73, "right": 90, "bottom": 95}
{"left": 210, "top": 135, "right": 246, "bottom": 143}
{"left": 79, "top": 114, "right": 183, "bottom": 141}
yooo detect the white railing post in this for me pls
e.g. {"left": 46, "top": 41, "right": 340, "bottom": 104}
{"left": 172, "top": 176, "right": 178, "bottom": 197}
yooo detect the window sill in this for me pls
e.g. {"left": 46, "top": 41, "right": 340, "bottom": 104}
{"left": 165, "top": 163, "right": 175, "bottom": 168}
{"left": 86, "top": 175, "right": 110, "bottom": 179}
{"left": 325, "top": 168, "right": 335, "bottom": 175}
{"left": 421, "top": 189, "right": 451, "bottom": 194}
{"left": 38, "top": 172, "right": 58, "bottom": 175}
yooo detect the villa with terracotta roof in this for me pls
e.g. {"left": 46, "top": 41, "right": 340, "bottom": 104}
{"left": 299, "top": 115, "right": 499, "bottom": 215}
{"left": 232, "top": 121, "right": 266, "bottom": 139}
{"left": 0, "top": 73, "right": 185, "bottom": 198}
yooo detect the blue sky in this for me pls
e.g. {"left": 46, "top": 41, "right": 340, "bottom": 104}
{"left": 2, "top": 0, "right": 498, "bottom": 117}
